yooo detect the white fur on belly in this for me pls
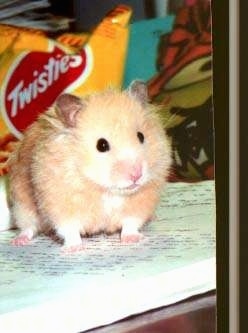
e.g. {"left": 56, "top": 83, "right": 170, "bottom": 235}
{"left": 102, "top": 194, "right": 124, "bottom": 215}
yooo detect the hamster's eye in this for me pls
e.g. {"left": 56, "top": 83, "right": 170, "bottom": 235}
{"left": 96, "top": 138, "right": 110, "bottom": 152}
{"left": 137, "top": 131, "right": 145, "bottom": 144}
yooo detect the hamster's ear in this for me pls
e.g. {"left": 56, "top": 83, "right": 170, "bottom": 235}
{"left": 128, "top": 80, "right": 149, "bottom": 106}
{"left": 55, "top": 93, "right": 84, "bottom": 127}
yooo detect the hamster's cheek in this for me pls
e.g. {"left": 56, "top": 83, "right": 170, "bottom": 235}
{"left": 82, "top": 158, "right": 113, "bottom": 188}
{"left": 139, "top": 161, "right": 150, "bottom": 183}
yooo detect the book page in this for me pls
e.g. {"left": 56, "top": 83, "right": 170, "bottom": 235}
{"left": 0, "top": 180, "right": 216, "bottom": 333}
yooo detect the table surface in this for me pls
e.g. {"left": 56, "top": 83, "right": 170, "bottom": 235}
{"left": 85, "top": 291, "right": 216, "bottom": 333}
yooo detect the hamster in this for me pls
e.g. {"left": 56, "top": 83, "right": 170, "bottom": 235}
{"left": 8, "top": 81, "right": 171, "bottom": 252}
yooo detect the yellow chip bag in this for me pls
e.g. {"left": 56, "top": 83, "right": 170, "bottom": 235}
{"left": 0, "top": 5, "right": 131, "bottom": 138}
{"left": 0, "top": 5, "right": 131, "bottom": 175}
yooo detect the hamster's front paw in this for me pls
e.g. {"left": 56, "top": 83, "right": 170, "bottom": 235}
{"left": 120, "top": 217, "right": 144, "bottom": 243}
{"left": 11, "top": 234, "right": 31, "bottom": 246}
{"left": 11, "top": 229, "right": 35, "bottom": 246}
{"left": 57, "top": 225, "right": 84, "bottom": 254}
{"left": 121, "top": 232, "right": 144, "bottom": 243}
{"left": 61, "top": 243, "right": 85, "bottom": 255}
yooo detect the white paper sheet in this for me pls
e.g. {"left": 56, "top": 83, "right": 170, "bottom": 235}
{"left": 0, "top": 180, "right": 216, "bottom": 333}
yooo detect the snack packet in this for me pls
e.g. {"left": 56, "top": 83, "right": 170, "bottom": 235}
{"left": 0, "top": 4, "right": 131, "bottom": 170}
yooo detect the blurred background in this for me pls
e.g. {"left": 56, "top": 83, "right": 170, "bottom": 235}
{"left": 0, "top": 0, "right": 213, "bottom": 183}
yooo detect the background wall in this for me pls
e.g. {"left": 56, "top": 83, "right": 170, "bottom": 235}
{"left": 49, "top": 0, "right": 184, "bottom": 32}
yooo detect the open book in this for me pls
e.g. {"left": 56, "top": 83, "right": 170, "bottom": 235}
{"left": 0, "top": 180, "right": 216, "bottom": 333}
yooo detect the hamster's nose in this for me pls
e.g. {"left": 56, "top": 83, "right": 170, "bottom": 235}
{"left": 129, "top": 164, "right": 143, "bottom": 183}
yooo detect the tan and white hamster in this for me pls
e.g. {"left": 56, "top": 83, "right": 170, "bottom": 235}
{"left": 8, "top": 81, "right": 171, "bottom": 252}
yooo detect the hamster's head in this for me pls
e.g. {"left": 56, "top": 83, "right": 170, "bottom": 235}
{"left": 55, "top": 81, "right": 171, "bottom": 195}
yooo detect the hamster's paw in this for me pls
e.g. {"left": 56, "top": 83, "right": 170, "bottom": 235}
{"left": 11, "top": 234, "right": 31, "bottom": 246}
{"left": 11, "top": 229, "right": 34, "bottom": 246}
{"left": 61, "top": 243, "right": 85, "bottom": 255}
{"left": 121, "top": 232, "right": 144, "bottom": 244}
{"left": 121, "top": 217, "right": 144, "bottom": 243}
{"left": 57, "top": 226, "right": 84, "bottom": 254}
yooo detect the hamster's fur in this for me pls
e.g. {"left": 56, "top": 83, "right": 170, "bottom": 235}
{"left": 8, "top": 81, "right": 171, "bottom": 252}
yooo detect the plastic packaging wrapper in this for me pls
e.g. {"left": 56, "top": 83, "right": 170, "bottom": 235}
{"left": 0, "top": 5, "right": 131, "bottom": 168}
